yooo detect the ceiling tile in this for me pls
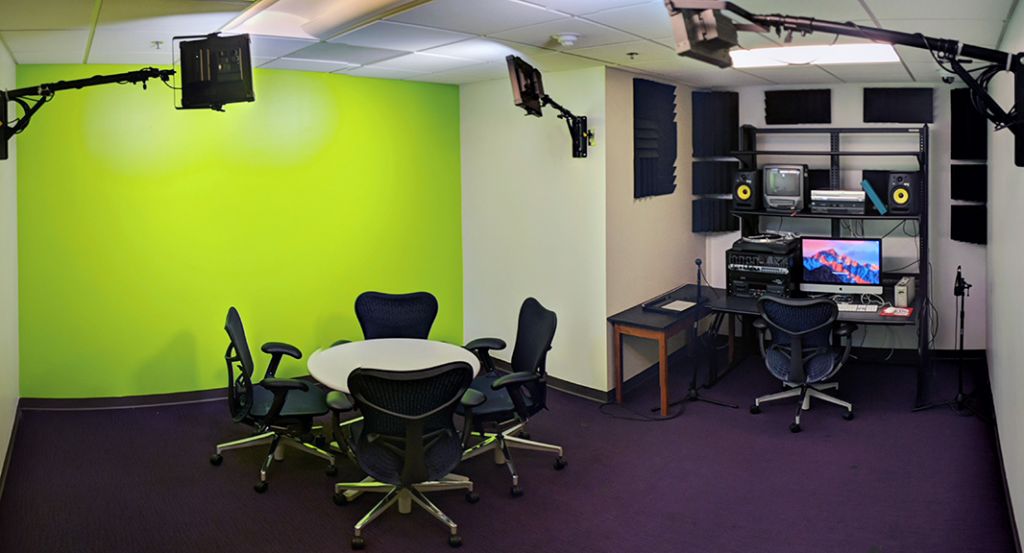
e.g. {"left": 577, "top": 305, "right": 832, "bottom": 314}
{"left": 864, "top": 0, "right": 1012, "bottom": 22}
{"left": 250, "top": 35, "right": 317, "bottom": 59}
{"left": 96, "top": 1, "right": 244, "bottom": 32}
{"left": 569, "top": 39, "right": 676, "bottom": 65}
{"left": 1, "top": 30, "right": 88, "bottom": 62}
{"left": 730, "top": 65, "right": 841, "bottom": 85}
{"left": 389, "top": 0, "right": 566, "bottom": 35}
{"left": 421, "top": 38, "right": 542, "bottom": 62}
{"left": 261, "top": 57, "right": 358, "bottom": 72}
{"left": 824, "top": 62, "right": 914, "bottom": 83}
{"left": 329, "top": 21, "right": 472, "bottom": 51}
{"left": 525, "top": 52, "right": 605, "bottom": 72}
{"left": 534, "top": 0, "right": 652, "bottom": 16}
{"left": 0, "top": 0, "right": 95, "bottom": 30}
{"left": 346, "top": 65, "right": 427, "bottom": 79}
{"left": 88, "top": 30, "right": 179, "bottom": 63}
{"left": 413, "top": 61, "right": 510, "bottom": 84}
{"left": 584, "top": 1, "right": 673, "bottom": 38}
{"left": 289, "top": 42, "right": 407, "bottom": 64}
{"left": 372, "top": 52, "right": 478, "bottom": 72}
{"left": 491, "top": 17, "right": 636, "bottom": 50}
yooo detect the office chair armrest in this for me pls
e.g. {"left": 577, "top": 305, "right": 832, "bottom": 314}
{"left": 460, "top": 388, "right": 486, "bottom": 408}
{"left": 262, "top": 342, "right": 302, "bottom": 378}
{"left": 262, "top": 342, "right": 302, "bottom": 359}
{"left": 752, "top": 318, "right": 768, "bottom": 331}
{"left": 326, "top": 390, "right": 355, "bottom": 412}
{"left": 491, "top": 371, "right": 540, "bottom": 390}
{"left": 465, "top": 337, "right": 506, "bottom": 354}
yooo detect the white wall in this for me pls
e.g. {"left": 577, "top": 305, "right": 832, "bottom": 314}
{"left": 462, "top": 66, "right": 609, "bottom": 391}
{"left": 605, "top": 68, "right": 704, "bottom": 384}
{"left": 703, "top": 83, "right": 985, "bottom": 350}
{"left": 990, "top": 8, "right": 1024, "bottom": 541}
{"left": 0, "top": 42, "right": 18, "bottom": 470}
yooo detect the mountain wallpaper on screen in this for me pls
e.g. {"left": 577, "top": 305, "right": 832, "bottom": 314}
{"left": 803, "top": 248, "right": 880, "bottom": 285}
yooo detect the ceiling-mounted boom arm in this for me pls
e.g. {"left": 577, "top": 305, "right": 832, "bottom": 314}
{"left": 665, "top": 0, "right": 1024, "bottom": 165}
{"left": 0, "top": 67, "right": 175, "bottom": 161}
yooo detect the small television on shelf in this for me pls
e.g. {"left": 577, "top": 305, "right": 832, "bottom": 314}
{"left": 506, "top": 55, "right": 544, "bottom": 117}
{"left": 800, "top": 237, "right": 883, "bottom": 295}
{"left": 763, "top": 164, "right": 808, "bottom": 211}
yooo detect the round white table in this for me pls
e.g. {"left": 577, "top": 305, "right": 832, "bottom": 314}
{"left": 308, "top": 338, "right": 480, "bottom": 394}
{"left": 308, "top": 338, "right": 481, "bottom": 513}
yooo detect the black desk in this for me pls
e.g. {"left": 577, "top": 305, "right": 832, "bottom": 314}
{"left": 609, "top": 284, "right": 927, "bottom": 413}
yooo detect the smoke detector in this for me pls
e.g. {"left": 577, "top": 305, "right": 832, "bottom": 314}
{"left": 552, "top": 33, "right": 581, "bottom": 47}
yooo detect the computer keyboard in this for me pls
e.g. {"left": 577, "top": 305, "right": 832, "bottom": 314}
{"left": 836, "top": 303, "right": 879, "bottom": 313}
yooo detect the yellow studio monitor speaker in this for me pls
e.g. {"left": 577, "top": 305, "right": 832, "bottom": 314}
{"left": 733, "top": 170, "right": 761, "bottom": 210}
{"left": 887, "top": 173, "right": 919, "bottom": 214}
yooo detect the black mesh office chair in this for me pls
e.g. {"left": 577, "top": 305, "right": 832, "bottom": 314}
{"left": 459, "top": 297, "right": 566, "bottom": 497}
{"left": 333, "top": 362, "right": 479, "bottom": 550}
{"left": 327, "top": 291, "right": 441, "bottom": 451}
{"left": 210, "top": 307, "right": 336, "bottom": 492}
{"left": 749, "top": 296, "right": 857, "bottom": 432}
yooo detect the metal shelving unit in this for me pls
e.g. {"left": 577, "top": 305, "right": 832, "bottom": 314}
{"left": 732, "top": 124, "right": 931, "bottom": 407}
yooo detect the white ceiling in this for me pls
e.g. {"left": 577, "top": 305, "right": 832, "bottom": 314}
{"left": 0, "top": 0, "right": 1017, "bottom": 88}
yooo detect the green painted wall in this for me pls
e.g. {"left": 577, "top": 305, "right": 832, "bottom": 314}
{"left": 16, "top": 65, "right": 462, "bottom": 398}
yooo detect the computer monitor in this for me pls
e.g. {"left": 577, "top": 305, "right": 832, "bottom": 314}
{"left": 506, "top": 55, "right": 544, "bottom": 117}
{"left": 800, "top": 237, "right": 883, "bottom": 295}
{"left": 763, "top": 164, "right": 807, "bottom": 211}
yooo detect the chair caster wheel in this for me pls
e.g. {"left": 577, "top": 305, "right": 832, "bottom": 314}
{"left": 554, "top": 457, "right": 567, "bottom": 470}
{"left": 465, "top": 491, "right": 480, "bottom": 504}
{"left": 209, "top": 454, "right": 223, "bottom": 466}
{"left": 326, "top": 465, "right": 338, "bottom": 476}
{"left": 510, "top": 485, "right": 523, "bottom": 497}
{"left": 843, "top": 411, "right": 855, "bottom": 421}
{"left": 749, "top": 405, "right": 761, "bottom": 415}
{"left": 351, "top": 536, "right": 365, "bottom": 550}
{"left": 254, "top": 481, "right": 268, "bottom": 493}
{"left": 334, "top": 492, "right": 349, "bottom": 506}
{"left": 789, "top": 423, "right": 801, "bottom": 433}
{"left": 448, "top": 535, "right": 463, "bottom": 548}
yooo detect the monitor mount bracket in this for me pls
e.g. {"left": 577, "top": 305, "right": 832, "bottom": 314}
{"left": 0, "top": 67, "right": 175, "bottom": 160}
{"left": 542, "top": 95, "right": 594, "bottom": 158}
{"left": 665, "top": 0, "right": 1024, "bottom": 165}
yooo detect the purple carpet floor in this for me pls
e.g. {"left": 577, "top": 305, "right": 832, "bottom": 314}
{"left": 0, "top": 356, "right": 1015, "bottom": 553}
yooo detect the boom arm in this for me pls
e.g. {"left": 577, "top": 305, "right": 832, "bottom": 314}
{"left": 665, "top": 0, "right": 1024, "bottom": 165}
{"left": 1, "top": 67, "right": 175, "bottom": 160}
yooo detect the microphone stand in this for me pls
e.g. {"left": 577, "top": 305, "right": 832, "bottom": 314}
{"left": 913, "top": 265, "right": 976, "bottom": 414}
{"left": 658, "top": 259, "right": 738, "bottom": 412}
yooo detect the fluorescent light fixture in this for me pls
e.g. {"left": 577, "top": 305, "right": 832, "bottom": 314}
{"left": 730, "top": 43, "right": 899, "bottom": 68}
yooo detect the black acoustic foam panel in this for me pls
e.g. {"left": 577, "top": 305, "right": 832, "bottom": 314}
{"left": 951, "top": 204, "right": 987, "bottom": 245}
{"left": 863, "top": 88, "right": 934, "bottom": 123}
{"left": 764, "top": 89, "right": 831, "bottom": 124}
{"left": 634, "top": 79, "right": 677, "bottom": 198}
{"left": 692, "top": 90, "right": 738, "bottom": 157}
{"left": 950, "top": 164, "right": 987, "bottom": 203}
{"left": 693, "top": 161, "right": 737, "bottom": 195}
{"left": 693, "top": 198, "right": 738, "bottom": 233}
{"left": 951, "top": 88, "right": 988, "bottom": 161}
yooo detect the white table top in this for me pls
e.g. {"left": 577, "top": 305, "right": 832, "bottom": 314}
{"left": 307, "top": 338, "right": 480, "bottom": 393}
